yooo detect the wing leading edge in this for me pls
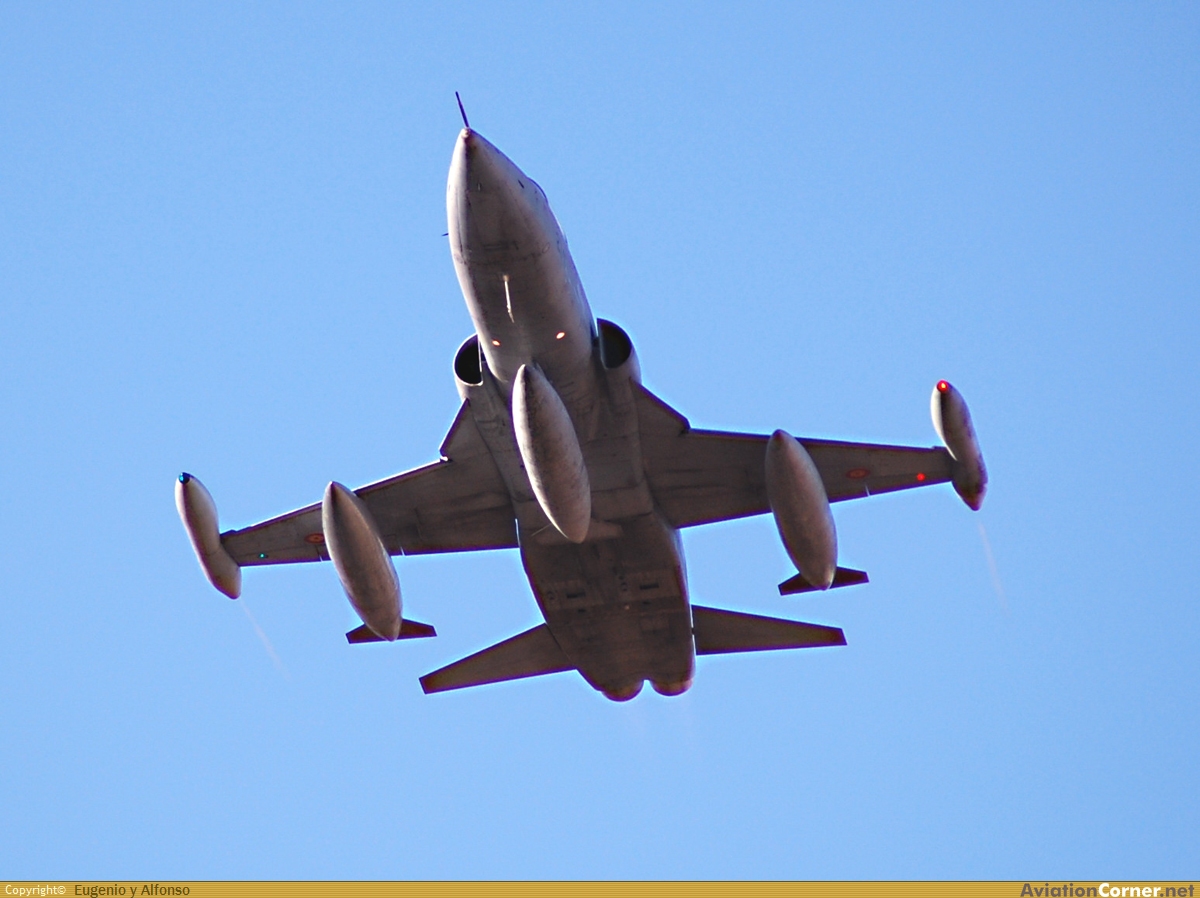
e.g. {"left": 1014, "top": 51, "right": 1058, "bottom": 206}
{"left": 634, "top": 384, "right": 953, "bottom": 529}
{"left": 220, "top": 403, "right": 517, "bottom": 566}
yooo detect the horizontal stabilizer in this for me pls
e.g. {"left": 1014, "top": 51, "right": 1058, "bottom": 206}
{"left": 778, "top": 566, "right": 869, "bottom": 596}
{"left": 420, "top": 624, "right": 573, "bottom": 694}
{"left": 692, "top": 605, "right": 846, "bottom": 655}
{"left": 346, "top": 619, "right": 437, "bottom": 644}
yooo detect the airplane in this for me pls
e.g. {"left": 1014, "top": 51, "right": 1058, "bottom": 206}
{"left": 176, "top": 121, "right": 987, "bottom": 702}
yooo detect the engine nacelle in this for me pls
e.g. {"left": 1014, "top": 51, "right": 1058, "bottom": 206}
{"left": 176, "top": 473, "right": 242, "bottom": 599}
{"left": 322, "top": 481, "right": 402, "bottom": 641}
{"left": 930, "top": 380, "right": 988, "bottom": 510}
{"left": 513, "top": 363, "right": 592, "bottom": 543}
{"left": 765, "top": 430, "right": 838, "bottom": 589}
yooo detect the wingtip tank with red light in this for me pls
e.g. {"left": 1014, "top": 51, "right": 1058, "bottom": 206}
{"left": 930, "top": 380, "right": 988, "bottom": 510}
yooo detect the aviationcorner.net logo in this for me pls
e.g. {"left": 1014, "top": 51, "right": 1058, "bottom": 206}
{"left": 1021, "top": 886, "right": 1196, "bottom": 897}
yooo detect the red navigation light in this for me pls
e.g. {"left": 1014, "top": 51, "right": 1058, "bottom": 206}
{"left": 937, "top": 380, "right": 950, "bottom": 393}
{"left": 916, "top": 472, "right": 926, "bottom": 482}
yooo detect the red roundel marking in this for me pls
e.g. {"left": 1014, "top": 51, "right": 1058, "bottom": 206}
{"left": 305, "top": 533, "right": 326, "bottom": 545}
{"left": 937, "top": 380, "right": 950, "bottom": 393}
{"left": 916, "top": 472, "right": 926, "bottom": 482}
{"left": 847, "top": 468, "right": 870, "bottom": 480}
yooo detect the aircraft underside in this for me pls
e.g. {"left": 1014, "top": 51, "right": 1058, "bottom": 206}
{"left": 522, "top": 510, "right": 694, "bottom": 701}
{"left": 176, "top": 122, "right": 988, "bottom": 701}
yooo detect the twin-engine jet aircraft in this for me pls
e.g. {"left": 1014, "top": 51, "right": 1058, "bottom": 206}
{"left": 177, "top": 125, "right": 987, "bottom": 701}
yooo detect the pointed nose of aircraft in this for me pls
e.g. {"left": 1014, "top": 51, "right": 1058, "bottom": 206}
{"left": 450, "top": 127, "right": 513, "bottom": 194}
{"left": 448, "top": 128, "right": 511, "bottom": 213}
{"left": 447, "top": 128, "right": 551, "bottom": 261}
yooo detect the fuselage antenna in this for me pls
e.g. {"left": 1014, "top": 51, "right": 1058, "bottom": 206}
{"left": 455, "top": 92, "right": 470, "bottom": 129}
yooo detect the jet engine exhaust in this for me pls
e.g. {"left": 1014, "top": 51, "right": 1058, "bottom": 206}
{"left": 651, "top": 678, "right": 693, "bottom": 697}
{"left": 176, "top": 473, "right": 242, "bottom": 599}
{"left": 601, "top": 681, "right": 644, "bottom": 702}
{"left": 931, "top": 380, "right": 988, "bottom": 510}
{"left": 512, "top": 363, "right": 592, "bottom": 543}
{"left": 765, "top": 431, "right": 838, "bottom": 589}
{"left": 322, "top": 482, "right": 402, "bottom": 641}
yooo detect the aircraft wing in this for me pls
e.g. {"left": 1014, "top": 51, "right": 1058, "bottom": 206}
{"left": 220, "top": 403, "right": 518, "bottom": 566}
{"left": 634, "top": 385, "right": 954, "bottom": 529}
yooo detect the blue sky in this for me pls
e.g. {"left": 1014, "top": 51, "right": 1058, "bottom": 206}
{"left": 2, "top": 2, "right": 1197, "bottom": 880}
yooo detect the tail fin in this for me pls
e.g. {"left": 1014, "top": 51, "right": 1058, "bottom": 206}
{"left": 692, "top": 605, "right": 845, "bottom": 654}
{"left": 420, "top": 624, "right": 573, "bottom": 694}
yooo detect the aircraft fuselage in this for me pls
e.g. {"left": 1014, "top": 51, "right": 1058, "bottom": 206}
{"left": 447, "top": 129, "right": 693, "bottom": 700}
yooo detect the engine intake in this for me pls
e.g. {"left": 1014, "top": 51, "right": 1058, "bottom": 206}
{"left": 454, "top": 334, "right": 484, "bottom": 397}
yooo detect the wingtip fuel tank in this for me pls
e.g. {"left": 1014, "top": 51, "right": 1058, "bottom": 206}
{"left": 322, "top": 481, "right": 402, "bottom": 641}
{"left": 175, "top": 473, "right": 242, "bottom": 599}
{"left": 512, "top": 363, "right": 592, "bottom": 544}
{"left": 931, "top": 380, "right": 988, "bottom": 510}
{"left": 765, "top": 431, "right": 838, "bottom": 589}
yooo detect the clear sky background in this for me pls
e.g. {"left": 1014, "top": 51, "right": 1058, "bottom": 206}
{"left": 2, "top": 2, "right": 1197, "bottom": 881}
